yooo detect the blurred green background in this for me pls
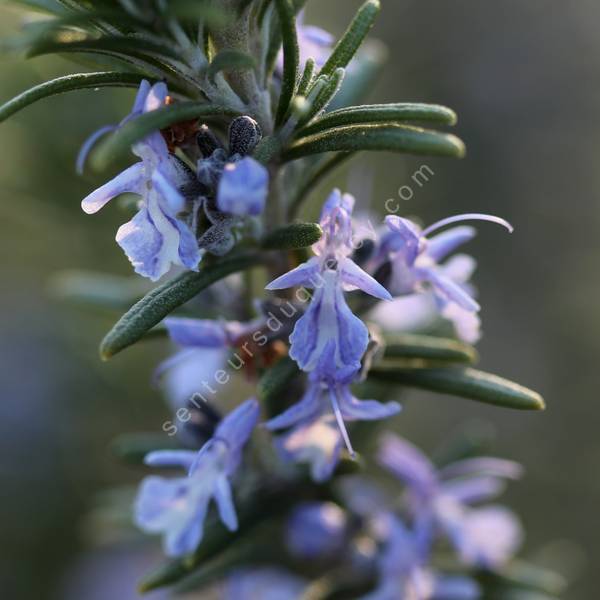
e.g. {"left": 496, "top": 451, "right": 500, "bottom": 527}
{"left": 0, "top": 1, "right": 597, "bottom": 598}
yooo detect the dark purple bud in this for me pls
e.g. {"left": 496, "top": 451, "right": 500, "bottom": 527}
{"left": 228, "top": 116, "right": 262, "bottom": 156}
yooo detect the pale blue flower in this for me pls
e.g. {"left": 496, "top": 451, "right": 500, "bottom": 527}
{"left": 134, "top": 398, "right": 259, "bottom": 557}
{"left": 267, "top": 358, "right": 400, "bottom": 476}
{"left": 378, "top": 433, "right": 523, "bottom": 570}
{"left": 266, "top": 189, "right": 391, "bottom": 379}
{"left": 81, "top": 81, "right": 201, "bottom": 281}
{"left": 364, "top": 513, "right": 480, "bottom": 600}
{"left": 372, "top": 214, "right": 512, "bottom": 338}
{"left": 286, "top": 501, "right": 348, "bottom": 559}
{"left": 216, "top": 156, "right": 269, "bottom": 216}
{"left": 369, "top": 255, "right": 482, "bottom": 343}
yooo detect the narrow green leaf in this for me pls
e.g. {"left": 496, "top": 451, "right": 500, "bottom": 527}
{"left": 319, "top": 0, "right": 380, "bottom": 79}
{"left": 297, "top": 67, "right": 345, "bottom": 127}
{"left": 296, "top": 57, "right": 316, "bottom": 96}
{"left": 27, "top": 35, "right": 181, "bottom": 61}
{"left": 91, "top": 102, "right": 238, "bottom": 169}
{"left": 110, "top": 433, "right": 182, "bottom": 465}
{"left": 328, "top": 39, "right": 387, "bottom": 111}
{"left": 99, "top": 255, "right": 264, "bottom": 360}
{"left": 283, "top": 124, "right": 466, "bottom": 162}
{"left": 298, "top": 103, "right": 458, "bottom": 137}
{"left": 382, "top": 333, "right": 477, "bottom": 365}
{"left": 260, "top": 222, "right": 322, "bottom": 250}
{"left": 258, "top": 356, "right": 302, "bottom": 417}
{"left": 274, "top": 0, "right": 299, "bottom": 126}
{"left": 207, "top": 49, "right": 256, "bottom": 83}
{"left": 0, "top": 72, "right": 144, "bottom": 123}
{"left": 369, "top": 367, "right": 545, "bottom": 410}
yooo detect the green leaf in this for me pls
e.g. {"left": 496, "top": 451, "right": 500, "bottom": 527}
{"left": 27, "top": 35, "right": 182, "bottom": 61}
{"left": 258, "top": 356, "right": 302, "bottom": 417}
{"left": 91, "top": 102, "right": 238, "bottom": 169}
{"left": 207, "top": 49, "right": 256, "bottom": 83}
{"left": 319, "top": 0, "right": 380, "bottom": 79}
{"left": 274, "top": 0, "right": 299, "bottom": 126}
{"left": 297, "top": 67, "right": 345, "bottom": 127}
{"left": 296, "top": 57, "right": 316, "bottom": 97}
{"left": 283, "top": 124, "right": 466, "bottom": 162}
{"left": 382, "top": 333, "right": 478, "bottom": 366}
{"left": 260, "top": 222, "right": 322, "bottom": 250}
{"left": 0, "top": 71, "right": 144, "bottom": 123}
{"left": 297, "top": 103, "right": 458, "bottom": 137}
{"left": 369, "top": 367, "right": 545, "bottom": 410}
{"left": 328, "top": 39, "right": 387, "bottom": 110}
{"left": 110, "top": 433, "right": 183, "bottom": 465}
{"left": 99, "top": 255, "right": 264, "bottom": 360}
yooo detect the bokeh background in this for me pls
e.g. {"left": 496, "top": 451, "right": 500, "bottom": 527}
{"left": 1, "top": 1, "right": 598, "bottom": 598}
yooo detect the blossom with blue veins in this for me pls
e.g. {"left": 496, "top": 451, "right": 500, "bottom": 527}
{"left": 371, "top": 213, "right": 512, "bottom": 342}
{"left": 81, "top": 81, "right": 202, "bottom": 281}
{"left": 266, "top": 189, "right": 391, "bottom": 378}
{"left": 267, "top": 355, "right": 400, "bottom": 478}
{"left": 216, "top": 156, "right": 269, "bottom": 217}
{"left": 378, "top": 433, "right": 523, "bottom": 570}
{"left": 134, "top": 398, "right": 259, "bottom": 557}
{"left": 365, "top": 513, "right": 480, "bottom": 600}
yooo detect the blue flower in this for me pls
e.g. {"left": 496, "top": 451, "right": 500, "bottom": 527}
{"left": 81, "top": 81, "right": 201, "bottom": 281}
{"left": 372, "top": 213, "right": 512, "bottom": 341}
{"left": 378, "top": 433, "right": 523, "bottom": 570}
{"left": 365, "top": 513, "right": 480, "bottom": 600}
{"left": 369, "top": 256, "right": 482, "bottom": 343}
{"left": 266, "top": 189, "right": 391, "bottom": 378}
{"left": 134, "top": 398, "right": 259, "bottom": 557}
{"left": 216, "top": 156, "right": 269, "bottom": 216}
{"left": 266, "top": 361, "right": 400, "bottom": 477}
{"left": 286, "top": 501, "right": 348, "bottom": 559}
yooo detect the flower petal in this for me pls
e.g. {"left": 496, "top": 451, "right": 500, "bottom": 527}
{"left": 214, "top": 475, "right": 238, "bottom": 531}
{"left": 378, "top": 433, "right": 438, "bottom": 495}
{"left": 81, "top": 162, "right": 144, "bottom": 214}
{"left": 76, "top": 124, "right": 118, "bottom": 175}
{"left": 421, "top": 268, "right": 480, "bottom": 312}
{"left": 426, "top": 226, "right": 476, "bottom": 262}
{"left": 340, "top": 257, "right": 391, "bottom": 300}
{"left": 214, "top": 398, "right": 260, "bottom": 452}
{"left": 265, "top": 258, "right": 321, "bottom": 290}
{"left": 278, "top": 415, "right": 343, "bottom": 482}
{"left": 338, "top": 385, "right": 401, "bottom": 421}
{"left": 217, "top": 157, "right": 269, "bottom": 216}
{"left": 144, "top": 450, "right": 198, "bottom": 470}
{"left": 265, "top": 384, "right": 321, "bottom": 430}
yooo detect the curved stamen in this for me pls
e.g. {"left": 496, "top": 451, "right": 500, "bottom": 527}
{"left": 422, "top": 213, "right": 514, "bottom": 237}
{"left": 329, "top": 386, "right": 356, "bottom": 458}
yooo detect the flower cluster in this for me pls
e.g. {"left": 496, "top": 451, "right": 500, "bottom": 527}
{"left": 81, "top": 81, "right": 269, "bottom": 281}
{"left": 3, "top": 0, "right": 558, "bottom": 597}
